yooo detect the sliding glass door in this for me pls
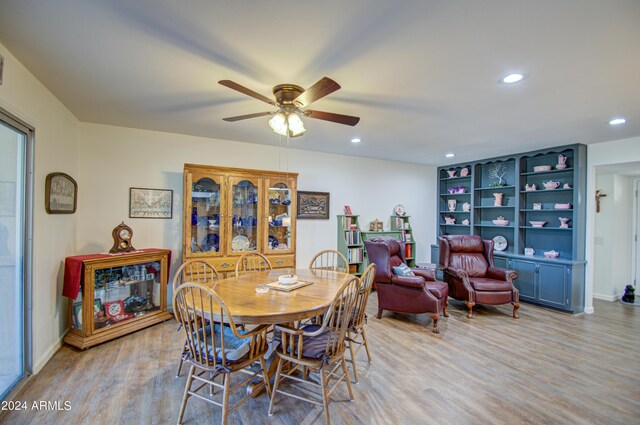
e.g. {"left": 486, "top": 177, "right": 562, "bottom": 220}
{"left": 0, "top": 110, "right": 32, "bottom": 400}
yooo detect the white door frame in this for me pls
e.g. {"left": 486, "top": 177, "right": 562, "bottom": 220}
{"left": 632, "top": 178, "right": 640, "bottom": 289}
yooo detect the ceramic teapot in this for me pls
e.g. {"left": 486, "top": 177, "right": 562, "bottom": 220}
{"left": 542, "top": 180, "right": 560, "bottom": 190}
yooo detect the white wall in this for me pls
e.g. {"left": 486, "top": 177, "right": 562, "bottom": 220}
{"left": 586, "top": 136, "right": 640, "bottom": 312}
{"left": 593, "top": 174, "right": 633, "bottom": 300}
{"left": 1, "top": 41, "right": 437, "bottom": 377}
{"left": 0, "top": 42, "right": 80, "bottom": 372}
{"left": 77, "top": 123, "right": 436, "bottom": 274}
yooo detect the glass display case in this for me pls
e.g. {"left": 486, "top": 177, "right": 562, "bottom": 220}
{"left": 183, "top": 165, "right": 298, "bottom": 275}
{"left": 266, "top": 179, "right": 294, "bottom": 253}
{"left": 229, "top": 177, "right": 260, "bottom": 253}
{"left": 63, "top": 249, "right": 172, "bottom": 349}
{"left": 189, "top": 173, "right": 224, "bottom": 255}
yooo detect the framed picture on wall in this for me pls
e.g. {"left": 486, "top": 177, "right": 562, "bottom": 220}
{"left": 297, "top": 191, "right": 330, "bottom": 219}
{"left": 129, "top": 187, "right": 173, "bottom": 219}
{"left": 45, "top": 172, "right": 77, "bottom": 214}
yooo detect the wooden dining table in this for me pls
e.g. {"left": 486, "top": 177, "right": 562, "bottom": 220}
{"left": 200, "top": 268, "right": 353, "bottom": 324}
{"left": 194, "top": 267, "right": 355, "bottom": 395}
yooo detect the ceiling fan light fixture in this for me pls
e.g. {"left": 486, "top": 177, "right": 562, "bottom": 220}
{"left": 269, "top": 112, "right": 288, "bottom": 136}
{"left": 287, "top": 112, "right": 306, "bottom": 136}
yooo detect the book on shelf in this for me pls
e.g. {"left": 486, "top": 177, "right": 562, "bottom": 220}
{"left": 405, "top": 243, "right": 412, "bottom": 259}
{"left": 342, "top": 216, "right": 358, "bottom": 230}
{"left": 347, "top": 247, "right": 363, "bottom": 263}
{"left": 344, "top": 230, "right": 360, "bottom": 245}
{"left": 395, "top": 217, "right": 404, "bottom": 230}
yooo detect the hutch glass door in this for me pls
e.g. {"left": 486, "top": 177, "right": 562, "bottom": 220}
{"left": 190, "top": 174, "right": 224, "bottom": 256}
{"left": 266, "top": 180, "right": 294, "bottom": 253}
{"left": 229, "top": 178, "right": 260, "bottom": 253}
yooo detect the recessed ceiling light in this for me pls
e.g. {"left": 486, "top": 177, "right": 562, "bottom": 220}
{"left": 608, "top": 118, "right": 626, "bottom": 126}
{"left": 351, "top": 138, "right": 361, "bottom": 143}
{"left": 500, "top": 73, "right": 526, "bottom": 84}
{"left": 445, "top": 153, "right": 455, "bottom": 158}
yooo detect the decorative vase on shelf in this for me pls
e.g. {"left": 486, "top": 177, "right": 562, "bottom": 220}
{"left": 191, "top": 207, "right": 198, "bottom": 226}
{"left": 462, "top": 202, "right": 471, "bottom": 212}
{"left": 448, "top": 199, "right": 457, "bottom": 211}
{"left": 493, "top": 193, "right": 504, "bottom": 207}
{"left": 556, "top": 154, "right": 568, "bottom": 170}
{"left": 447, "top": 169, "right": 456, "bottom": 178}
{"left": 559, "top": 217, "right": 570, "bottom": 228}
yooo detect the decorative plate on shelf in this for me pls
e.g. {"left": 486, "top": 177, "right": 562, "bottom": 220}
{"left": 394, "top": 204, "right": 406, "bottom": 216}
{"left": 493, "top": 236, "right": 508, "bottom": 251}
{"left": 231, "top": 235, "right": 250, "bottom": 251}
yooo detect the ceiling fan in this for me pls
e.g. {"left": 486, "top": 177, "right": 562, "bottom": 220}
{"left": 218, "top": 77, "right": 360, "bottom": 137}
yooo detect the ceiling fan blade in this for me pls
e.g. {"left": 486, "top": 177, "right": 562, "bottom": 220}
{"left": 304, "top": 110, "right": 360, "bottom": 126}
{"left": 218, "top": 80, "right": 275, "bottom": 105}
{"left": 293, "top": 77, "right": 341, "bottom": 108}
{"left": 222, "top": 111, "right": 273, "bottom": 122}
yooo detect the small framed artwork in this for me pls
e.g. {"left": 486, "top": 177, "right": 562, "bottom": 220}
{"left": 45, "top": 172, "right": 77, "bottom": 214}
{"left": 94, "top": 298, "right": 103, "bottom": 315}
{"left": 297, "top": 191, "right": 330, "bottom": 220}
{"left": 129, "top": 187, "right": 173, "bottom": 219}
{"left": 344, "top": 205, "right": 353, "bottom": 215}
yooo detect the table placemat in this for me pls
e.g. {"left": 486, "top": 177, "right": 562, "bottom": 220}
{"left": 266, "top": 280, "right": 314, "bottom": 292}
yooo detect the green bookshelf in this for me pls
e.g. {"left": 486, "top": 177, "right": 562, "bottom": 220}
{"left": 390, "top": 215, "right": 416, "bottom": 267}
{"left": 336, "top": 215, "right": 365, "bottom": 276}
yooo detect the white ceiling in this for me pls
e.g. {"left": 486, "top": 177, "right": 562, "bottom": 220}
{"left": 1, "top": 0, "right": 639, "bottom": 166}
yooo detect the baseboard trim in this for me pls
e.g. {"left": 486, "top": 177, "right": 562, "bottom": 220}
{"left": 33, "top": 336, "right": 64, "bottom": 374}
{"left": 593, "top": 293, "right": 623, "bottom": 302}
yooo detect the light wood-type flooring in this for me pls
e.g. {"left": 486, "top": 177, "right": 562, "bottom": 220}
{"left": 2, "top": 298, "right": 639, "bottom": 425}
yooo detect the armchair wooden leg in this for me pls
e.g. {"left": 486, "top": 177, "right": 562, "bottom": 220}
{"left": 268, "top": 358, "right": 284, "bottom": 416}
{"left": 376, "top": 308, "right": 383, "bottom": 319}
{"left": 176, "top": 338, "right": 188, "bottom": 378}
{"left": 443, "top": 299, "right": 450, "bottom": 317}
{"left": 465, "top": 301, "right": 475, "bottom": 319}
{"left": 320, "top": 368, "right": 332, "bottom": 425}
{"left": 512, "top": 302, "right": 520, "bottom": 319}
{"left": 430, "top": 313, "right": 440, "bottom": 333}
{"left": 177, "top": 365, "right": 194, "bottom": 424}
{"left": 348, "top": 334, "right": 359, "bottom": 384}
{"left": 361, "top": 327, "right": 372, "bottom": 362}
{"left": 221, "top": 373, "right": 230, "bottom": 425}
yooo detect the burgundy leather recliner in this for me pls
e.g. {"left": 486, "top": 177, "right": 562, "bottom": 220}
{"left": 438, "top": 235, "right": 519, "bottom": 319}
{"left": 364, "top": 237, "right": 448, "bottom": 333}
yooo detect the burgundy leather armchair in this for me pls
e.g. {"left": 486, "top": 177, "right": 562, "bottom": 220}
{"left": 438, "top": 235, "right": 519, "bottom": 319}
{"left": 364, "top": 237, "right": 448, "bottom": 333}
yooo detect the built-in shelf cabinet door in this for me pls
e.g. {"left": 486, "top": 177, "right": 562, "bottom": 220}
{"left": 538, "top": 263, "right": 569, "bottom": 309}
{"left": 510, "top": 259, "right": 537, "bottom": 302}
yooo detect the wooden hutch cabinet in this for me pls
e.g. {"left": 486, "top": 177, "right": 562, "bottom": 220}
{"left": 182, "top": 164, "right": 298, "bottom": 274}
{"left": 63, "top": 249, "right": 173, "bottom": 349}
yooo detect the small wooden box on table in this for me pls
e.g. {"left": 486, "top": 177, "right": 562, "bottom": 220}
{"left": 63, "top": 249, "right": 173, "bottom": 349}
